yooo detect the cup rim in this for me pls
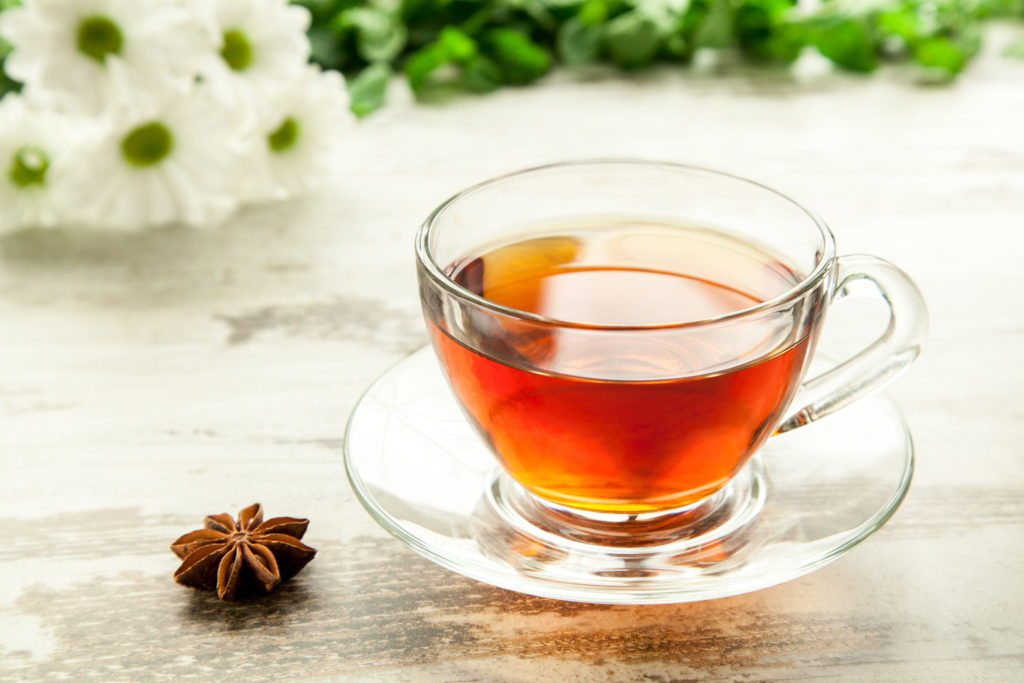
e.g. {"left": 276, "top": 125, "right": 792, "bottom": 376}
{"left": 416, "top": 159, "right": 837, "bottom": 331}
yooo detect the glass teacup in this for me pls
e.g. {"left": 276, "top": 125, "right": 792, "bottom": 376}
{"left": 416, "top": 161, "right": 927, "bottom": 528}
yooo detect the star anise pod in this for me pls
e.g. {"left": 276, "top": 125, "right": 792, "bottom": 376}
{"left": 171, "top": 503, "right": 316, "bottom": 601}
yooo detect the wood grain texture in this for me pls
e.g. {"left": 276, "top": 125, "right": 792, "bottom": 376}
{"left": 2, "top": 27, "right": 1023, "bottom": 681}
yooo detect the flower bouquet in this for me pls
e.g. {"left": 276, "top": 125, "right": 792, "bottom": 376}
{"left": 0, "top": 0, "right": 354, "bottom": 233}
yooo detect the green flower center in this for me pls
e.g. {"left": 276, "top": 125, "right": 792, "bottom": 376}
{"left": 121, "top": 122, "right": 174, "bottom": 167}
{"left": 8, "top": 146, "right": 50, "bottom": 188}
{"left": 267, "top": 117, "right": 300, "bottom": 153}
{"left": 77, "top": 15, "right": 123, "bottom": 63}
{"left": 221, "top": 29, "right": 253, "bottom": 71}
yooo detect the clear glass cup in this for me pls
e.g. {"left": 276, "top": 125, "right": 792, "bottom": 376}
{"left": 416, "top": 160, "right": 927, "bottom": 530}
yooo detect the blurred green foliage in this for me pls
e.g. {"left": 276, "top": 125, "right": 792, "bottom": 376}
{"left": 0, "top": 0, "right": 1021, "bottom": 112}
{"left": 292, "top": 0, "right": 1023, "bottom": 115}
{"left": 0, "top": 0, "right": 20, "bottom": 97}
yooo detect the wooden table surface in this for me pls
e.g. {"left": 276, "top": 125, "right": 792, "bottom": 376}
{"left": 2, "top": 29, "right": 1023, "bottom": 682}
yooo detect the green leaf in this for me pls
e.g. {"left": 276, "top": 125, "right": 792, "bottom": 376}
{"left": 1, "top": 25, "right": 20, "bottom": 98}
{"left": 735, "top": 0, "right": 803, "bottom": 63}
{"left": 973, "top": 0, "right": 1024, "bottom": 17}
{"left": 485, "top": 28, "right": 552, "bottom": 84}
{"left": 809, "top": 16, "right": 877, "bottom": 72}
{"left": 291, "top": 0, "right": 342, "bottom": 23}
{"left": 404, "top": 26, "right": 480, "bottom": 93}
{"left": 307, "top": 25, "right": 347, "bottom": 70}
{"left": 873, "top": 0, "right": 982, "bottom": 76}
{"left": 877, "top": 7, "right": 919, "bottom": 45}
{"left": 604, "top": 10, "right": 660, "bottom": 68}
{"left": 914, "top": 37, "right": 968, "bottom": 74}
{"left": 461, "top": 54, "right": 503, "bottom": 92}
{"left": 539, "top": 0, "right": 590, "bottom": 11}
{"left": 400, "top": 0, "right": 484, "bottom": 48}
{"left": 347, "top": 62, "right": 391, "bottom": 117}
{"left": 506, "top": 0, "right": 560, "bottom": 32}
{"left": 0, "top": 69, "right": 18, "bottom": 99}
{"left": 579, "top": 0, "right": 610, "bottom": 27}
{"left": 438, "top": 25, "right": 478, "bottom": 63}
{"left": 693, "top": 0, "right": 734, "bottom": 51}
{"left": 334, "top": 7, "right": 407, "bottom": 64}
{"left": 405, "top": 42, "right": 450, "bottom": 92}
{"left": 557, "top": 15, "right": 604, "bottom": 64}
{"left": 403, "top": 26, "right": 504, "bottom": 96}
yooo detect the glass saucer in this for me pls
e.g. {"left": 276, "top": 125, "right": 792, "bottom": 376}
{"left": 344, "top": 347, "right": 914, "bottom": 605}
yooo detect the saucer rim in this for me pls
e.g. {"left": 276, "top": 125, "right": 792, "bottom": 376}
{"left": 344, "top": 346, "right": 914, "bottom": 604}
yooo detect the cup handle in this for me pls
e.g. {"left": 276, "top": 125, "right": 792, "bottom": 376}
{"left": 777, "top": 254, "right": 929, "bottom": 434}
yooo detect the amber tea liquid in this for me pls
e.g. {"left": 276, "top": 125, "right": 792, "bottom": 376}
{"left": 428, "top": 220, "right": 817, "bottom": 513}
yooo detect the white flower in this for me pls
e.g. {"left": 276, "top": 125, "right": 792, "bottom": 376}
{"left": 0, "top": 94, "right": 78, "bottom": 233}
{"left": 0, "top": 0, "right": 211, "bottom": 114}
{"left": 194, "top": 0, "right": 312, "bottom": 118}
{"left": 59, "top": 84, "right": 245, "bottom": 230}
{"left": 241, "top": 66, "right": 355, "bottom": 203}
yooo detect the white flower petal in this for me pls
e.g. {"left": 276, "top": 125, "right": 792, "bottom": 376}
{"left": 194, "top": 0, "right": 314, "bottom": 123}
{"left": 240, "top": 65, "right": 355, "bottom": 203}
{"left": 0, "top": 0, "right": 214, "bottom": 115}
{"left": 59, "top": 83, "right": 245, "bottom": 230}
{"left": 0, "top": 94, "right": 82, "bottom": 232}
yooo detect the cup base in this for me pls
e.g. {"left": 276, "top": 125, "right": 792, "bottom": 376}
{"left": 489, "top": 467, "right": 764, "bottom": 550}
{"left": 466, "top": 465, "right": 767, "bottom": 582}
